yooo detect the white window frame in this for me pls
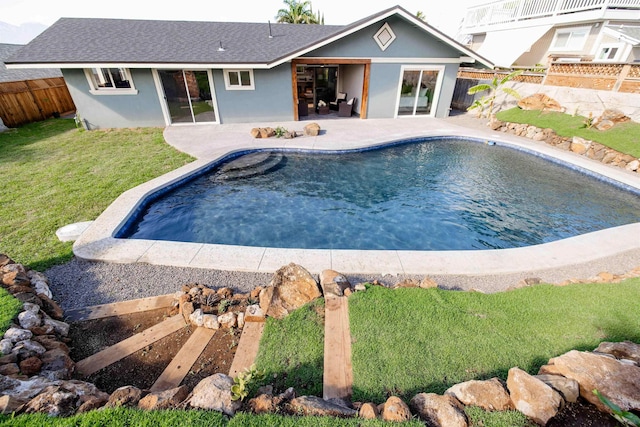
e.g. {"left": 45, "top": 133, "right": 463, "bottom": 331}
{"left": 394, "top": 65, "right": 445, "bottom": 119}
{"left": 84, "top": 67, "right": 138, "bottom": 95}
{"left": 596, "top": 43, "right": 624, "bottom": 62}
{"left": 550, "top": 26, "right": 591, "bottom": 52}
{"left": 223, "top": 69, "right": 255, "bottom": 90}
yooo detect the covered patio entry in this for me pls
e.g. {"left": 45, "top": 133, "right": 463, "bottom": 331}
{"left": 291, "top": 58, "right": 370, "bottom": 121}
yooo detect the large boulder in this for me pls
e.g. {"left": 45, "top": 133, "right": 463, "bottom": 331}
{"left": 445, "top": 378, "right": 513, "bottom": 411}
{"left": 517, "top": 93, "right": 564, "bottom": 112}
{"left": 259, "top": 263, "right": 322, "bottom": 319}
{"left": 289, "top": 395, "right": 357, "bottom": 418}
{"left": 189, "top": 373, "right": 241, "bottom": 416}
{"left": 534, "top": 374, "right": 579, "bottom": 403}
{"left": 410, "top": 393, "right": 468, "bottom": 427}
{"left": 594, "top": 109, "right": 631, "bottom": 131}
{"left": 507, "top": 367, "right": 563, "bottom": 425}
{"left": 547, "top": 350, "right": 640, "bottom": 413}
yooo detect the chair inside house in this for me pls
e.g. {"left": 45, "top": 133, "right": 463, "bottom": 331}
{"left": 329, "top": 92, "right": 347, "bottom": 110}
{"left": 298, "top": 99, "right": 309, "bottom": 117}
{"left": 339, "top": 97, "right": 356, "bottom": 117}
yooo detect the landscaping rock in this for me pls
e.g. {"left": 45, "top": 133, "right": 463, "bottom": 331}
{"left": 250, "top": 128, "right": 261, "bottom": 138}
{"left": 0, "top": 374, "right": 53, "bottom": 401}
{"left": 547, "top": 349, "right": 640, "bottom": 413}
{"left": 359, "top": 402, "right": 380, "bottom": 419}
{"left": 570, "top": 136, "right": 590, "bottom": 155}
{"left": 39, "top": 348, "right": 75, "bottom": 380}
{"left": 289, "top": 395, "right": 357, "bottom": 418}
{"left": 190, "top": 373, "right": 241, "bottom": 416}
{"left": 507, "top": 367, "right": 563, "bottom": 425}
{"left": 18, "top": 310, "right": 41, "bottom": 330}
{"left": 594, "top": 109, "right": 630, "bottom": 129}
{"left": 445, "top": 378, "right": 513, "bottom": 411}
{"left": 380, "top": 396, "right": 412, "bottom": 422}
{"left": 248, "top": 393, "right": 279, "bottom": 414}
{"left": 626, "top": 159, "right": 640, "bottom": 172}
{"left": 37, "top": 294, "right": 64, "bottom": 320}
{"left": 22, "top": 380, "right": 109, "bottom": 417}
{"left": 518, "top": 93, "right": 564, "bottom": 112}
{"left": 106, "top": 385, "right": 144, "bottom": 408}
{"left": 189, "top": 308, "right": 205, "bottom": 327}
{"left": 218, "top": 312, "right": 237, "bottom": 329}
{"left": 534, "top": 374, "right": 579, "bottom": 403}
{"left": 4, "top": 328, "right": 33, "bottom": 343}
{"left": 237, "top": 312, "right": 245, "bottom": 329}
{"left": 419, "top": 276, "right": 438, "bottom": 288}
{"left": 320, "top": 269, "right": 350, "bottom": 297}
{"left": 245, "top": 304, "right": 265, "bottom": 322}
{"left": 202, "top": 314, "right": 220, "bottom": 329}
{"left": 303, "top": 122, "right": 321, "bottom": 136}
{"left": 595, "top": 340, "right": 640, "bottom": 364}
{"left": 19, "top": 357, "right": 43, "bottom": 376}
{"left": 137, "top": 385, "right": 189, "bottom": 410}
{"left": 0, "top": 394, "right": 27, "bottom": 414}
{"left": 0, "top": 364, "right": 20, "bottom": 376}
{"left": 0, "top": 339, "right": 13, "bottom": 355}
{"left": 259, "top": 263, "right": 322, "bottom": 319}
{"left": 410, "top": 392, "right": 468, "bottom": 427}
{"left": 42, "top": 318, "right": 69, "bottom": 337}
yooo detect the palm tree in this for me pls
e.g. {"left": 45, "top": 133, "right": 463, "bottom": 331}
{"left": 276, "top": 0, "right": 320, "bottom": 24}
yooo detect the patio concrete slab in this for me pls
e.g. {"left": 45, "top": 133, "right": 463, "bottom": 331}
{"left": 73, "top": 116, "right": 640, "bottom": 277}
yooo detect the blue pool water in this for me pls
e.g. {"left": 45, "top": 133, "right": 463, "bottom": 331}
{"left": 119, "top": 138, "right": 640, "bottom": 250}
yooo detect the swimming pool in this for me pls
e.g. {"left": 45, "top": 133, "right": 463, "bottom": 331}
{"left": 117, "top": 137, "right": 640, "bottom": 251}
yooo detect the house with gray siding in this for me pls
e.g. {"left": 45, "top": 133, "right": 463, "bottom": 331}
{"left": 6, "top": 6, "right": 491, "bottom": 129}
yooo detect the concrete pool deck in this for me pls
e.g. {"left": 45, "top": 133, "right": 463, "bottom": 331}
{"left": 72, "top": 115, "right": 640, "bottom": 277}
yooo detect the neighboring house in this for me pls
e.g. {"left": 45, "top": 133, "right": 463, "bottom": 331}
{"left": 5, "top": 6, "right": 491, "bottom": 129}
{"left": 459, "top": 0, "right": 640, "bottom": 68}
{"left": 0, "top": 43, "right": 62, "bottom": 83}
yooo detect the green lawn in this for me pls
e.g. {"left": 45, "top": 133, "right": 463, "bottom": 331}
{"left": 0, "top": 287, "right": 23, "bottom": 339}
{"left": 496, "top": 108, "right": 640, "bottom": 157}
{"left": 348, "top": 280, "right": 640, "bottom": 403}
{"left": 254, "top": 299, "right": 325, "bottom": 397}
{"left": 0, "top": 119, "right": 193, "bottom": 271}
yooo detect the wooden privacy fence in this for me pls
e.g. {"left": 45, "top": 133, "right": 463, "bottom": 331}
{"left": 0, "top": 77, "right": 76, "bottom": 127}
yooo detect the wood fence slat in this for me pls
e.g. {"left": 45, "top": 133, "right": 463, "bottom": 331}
{"left": 0, "top": 77, "right": 75, "bottom": 127}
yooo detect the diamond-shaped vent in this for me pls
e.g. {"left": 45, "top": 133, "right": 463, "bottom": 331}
{"left": 374, "top": 23, "right": 396, "bottom": 51}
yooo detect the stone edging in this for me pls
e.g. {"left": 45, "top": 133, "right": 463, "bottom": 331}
{"left": 489, "top": 117, "right": 640, "bottom": 174}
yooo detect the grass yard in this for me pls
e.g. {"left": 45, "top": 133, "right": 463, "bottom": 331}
{"left": 496, "top": 108, "right": 640, "bottom": 157}
{"left": 0, "top": 287, "right": 23, "bottom": 335}
{"left": 254, "top": 299, "right": 325, "bottom": 397}
{"left": 348, "top": 280, "right": 640, "bottom": 403}
{"left": 0, "top": 119, "right": 193, "bottom": 271}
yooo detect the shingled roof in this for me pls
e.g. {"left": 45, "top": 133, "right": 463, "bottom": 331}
{"left": 0, "top": 43, "right": 62, "bottom": 82}
{"left": 5, "top": 6, "right": 492, "bottom": 69}
{"left": 5, "top": 17, "right": 344, "bottom": 66}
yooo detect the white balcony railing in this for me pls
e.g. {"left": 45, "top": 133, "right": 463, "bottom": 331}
{"left": 462, "top": 0, "right": 640, "bottom": 30}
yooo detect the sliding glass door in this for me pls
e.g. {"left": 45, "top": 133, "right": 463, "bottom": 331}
{"left": 396, "top": 67, "right": 442, "bottom": 117}
{"left": 158, "top": 70, "right": 217, "bottom": 124}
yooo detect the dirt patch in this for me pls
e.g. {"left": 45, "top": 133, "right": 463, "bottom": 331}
{"left": 548, "top": 398, "right": 620, "bottom": 427}
{"left": 69, "top": 307, "right": 242, "bottom": 394}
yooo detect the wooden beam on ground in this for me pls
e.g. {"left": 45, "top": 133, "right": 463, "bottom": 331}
{"left": 228, "top": 321, "right": 265, "bottom": 377}
{"left": 150, "top": 326, "right": 216, "bottom": 392}
{"left": 323, "top": 295, "right": 353, "bottom": 401}
{"left": 75, "top": 315, "right": 186, "bottom": 377}
{"left": 65, "top": 294, "right": 175, "bottom": 322}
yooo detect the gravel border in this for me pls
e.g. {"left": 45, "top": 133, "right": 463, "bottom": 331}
{"left": 45, "top": 248, "right": 640, "bottom": 311}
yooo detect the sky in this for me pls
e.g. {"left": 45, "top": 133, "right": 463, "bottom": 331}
{"left": 0, "top": 0, "right": 483, "bottom": 42}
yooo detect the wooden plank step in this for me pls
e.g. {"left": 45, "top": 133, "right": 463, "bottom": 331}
{"left": 150, "top": 326, "right": 216, "bottom": 392}
{"left": 66, "top": 294, "right": 175, "bottom": 322}
{"left": 228, "top": 321, "right": 265, "bottom": 377}
{"left": 76, "top": 315, "right": 186, "bottom": 377}
{"left": 323, "top": 295, "right": 353, "bottom": 401}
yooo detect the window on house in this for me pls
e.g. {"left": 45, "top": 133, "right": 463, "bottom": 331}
{"left": 223, "top": 69, "right": 254, "bottom": 90}
{"left": 597, "top": 44, "right": 622, "bottom": 61}
{"left": 85, "top": 68, "right": 137, "bottom": 94}
{"left": 551, "top": 27, "right": 590, "bottom": 51}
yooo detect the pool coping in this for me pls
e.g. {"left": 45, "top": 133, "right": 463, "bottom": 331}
{"left": 73, "top": 117, "right": 640, "bottom": 276}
